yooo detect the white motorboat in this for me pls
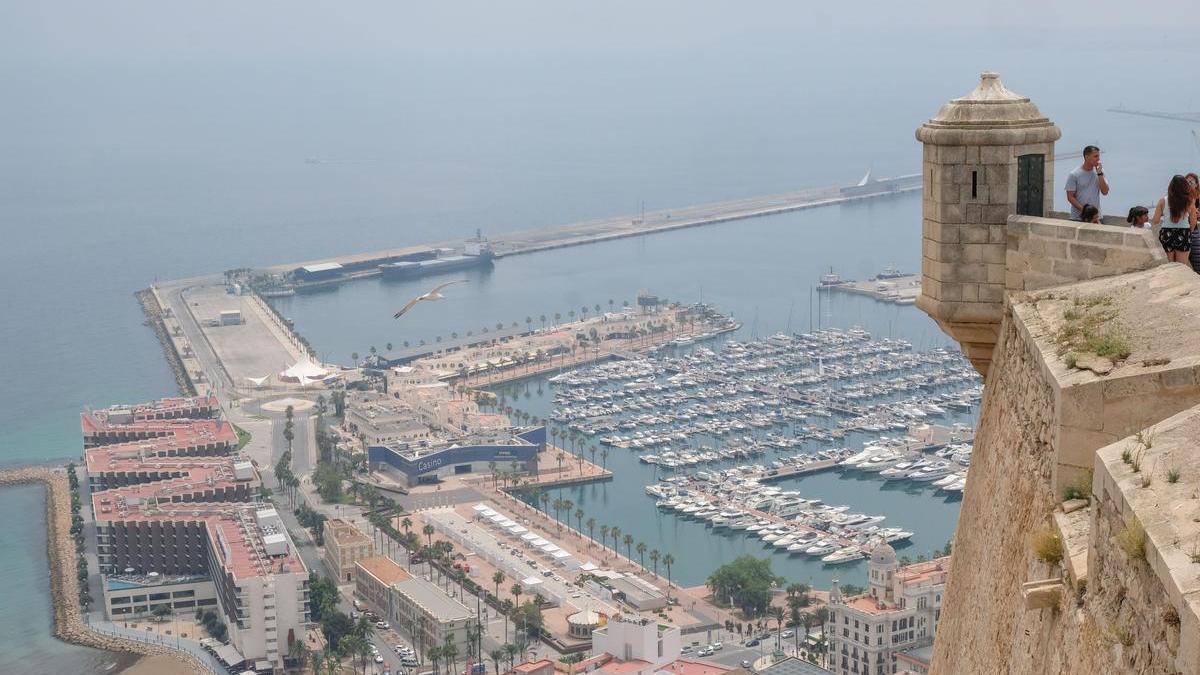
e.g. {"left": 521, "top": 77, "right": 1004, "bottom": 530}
{"left": 822, "top": 547, "right": 865, "bottom": 564}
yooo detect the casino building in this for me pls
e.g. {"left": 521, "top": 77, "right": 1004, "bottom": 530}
{"left": 367, "top": 426, "right": 544, "bottom": 486}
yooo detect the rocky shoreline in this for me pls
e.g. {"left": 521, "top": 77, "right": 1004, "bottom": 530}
{"left": 135, "top": 288, "right": 195, "bottom": 396}
{"left": 0, "top": 467, "right": 207, "bottom": 674}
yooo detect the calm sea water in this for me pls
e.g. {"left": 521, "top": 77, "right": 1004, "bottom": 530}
{"left": 2, "top": 5, "right": 1197, "bottom": 669}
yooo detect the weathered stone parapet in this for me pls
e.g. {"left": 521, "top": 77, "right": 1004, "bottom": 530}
{"left": 1012, "top": 265, "right": 1200, "bottom": 494}
{"left": 1091, "top": 407, "right": 1200, "bottom": 672}
{"left": 1006, "top": 216, "right": 1166, "bottom": 294}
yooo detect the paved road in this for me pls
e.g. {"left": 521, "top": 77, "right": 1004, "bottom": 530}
{"left": 395, "top": 486, "right": 484, "bottom": 512}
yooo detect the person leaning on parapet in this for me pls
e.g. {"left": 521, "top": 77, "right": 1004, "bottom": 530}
{"left": 1152, "top": 174, "right": 1197, "bottom": 264}
{"left": 1065, "top": 145, "right": 1110, "bottom": 220}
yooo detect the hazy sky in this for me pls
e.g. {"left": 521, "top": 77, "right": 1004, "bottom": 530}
{"left": 2, "top": 1, "right": 1193, "bottom": 67}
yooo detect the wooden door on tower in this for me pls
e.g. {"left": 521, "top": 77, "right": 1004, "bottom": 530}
{"left": 1016, "top": 153, "right": 1045, "bottom": 216}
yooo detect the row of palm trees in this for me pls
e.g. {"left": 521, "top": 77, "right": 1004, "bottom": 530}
{"left": 516, "top": 490, "right": 679, "bottom": 598}
{"left": 354, "top": 299, "right": 633, "bottom": 365}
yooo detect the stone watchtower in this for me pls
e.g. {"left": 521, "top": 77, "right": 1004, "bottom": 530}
{"left": 915, "top": 72, "right": 1061, "bottom": 377}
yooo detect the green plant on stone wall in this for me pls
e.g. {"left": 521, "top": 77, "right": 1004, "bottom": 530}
{"left": 1117, "top": 521, "right": 1146, "bottom": 562}
{"left": 1033, "top": 527, "right": 1063, "bottom": 566}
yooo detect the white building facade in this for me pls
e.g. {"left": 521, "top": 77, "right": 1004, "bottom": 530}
{"left": 825, "top": 543, "right": 948, "bottom": 675}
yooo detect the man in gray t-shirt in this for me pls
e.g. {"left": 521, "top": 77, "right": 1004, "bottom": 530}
{"left": 1065, "top": 145, "right": 1109, "bottom": 220}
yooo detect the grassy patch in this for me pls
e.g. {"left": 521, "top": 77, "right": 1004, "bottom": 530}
{"left": 1168, "top": 468, "right": 1181, "bottom": 484}
{"left": 234, "top": 424, "right": 252, "bottom": 450}
{"left": 1117, "top": 521, "right": 1146, "bottom": 562}
{"left": 1033, "top": 527, "right": 1063, "bottom": 566}
{"left": 1063, "top": 469, "right": 1092, "bottom": 501}
{"left": 1055, "top": 294, "right": 1132, "bottom": 366}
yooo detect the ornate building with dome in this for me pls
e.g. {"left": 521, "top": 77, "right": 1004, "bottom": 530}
{"left": 825, "top": 542, "right": 951, "bottom": 675}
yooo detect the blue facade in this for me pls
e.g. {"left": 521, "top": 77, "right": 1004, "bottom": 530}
{"left": 369, "top": 430, "right": 542, "bottom": 483}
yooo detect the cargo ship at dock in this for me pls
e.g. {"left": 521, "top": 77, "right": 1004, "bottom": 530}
{"left": 379, "top": 242, "right": 495, "bottom": 281}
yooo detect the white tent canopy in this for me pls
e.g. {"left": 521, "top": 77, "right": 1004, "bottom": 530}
{"left": 580, "top": 562, "right": 599, "bottom": 571}
{"left": 279, "top": 358, "right": 331, "bottom": 381}
{"left": 531, "top": 537, "right": 549, "bottom": 547}
{"left": 521, "top": 533, "right": 539, "bottom": 542}
{"left": 540, "top": 543, "right": 559, "bottom": 553}
{"left": 472, "top": 504, "right": 489, "bottom": 512}
{"left": 508, "top": 525, "right": 528, "bottom": 535}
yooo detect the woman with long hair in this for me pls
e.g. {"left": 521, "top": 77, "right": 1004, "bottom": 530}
{"left": 1153, "top": 174, "right": 1197, "bottom": 264}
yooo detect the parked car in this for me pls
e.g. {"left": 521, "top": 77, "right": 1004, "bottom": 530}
{"left": 376, "top": 621, "right": 390, "bottom": 629}
{"left": 402, "top": 657, "right": 420, "bottom": 667}
{"left": 680, "top": 645, "right": 692, "bottom": 653}
{"left": 780, "top": 630, "right": 794, "bottom": 638}
{"left": 711, "top": 642, "right": 723, "bottom": 651}
{"left": 745, "top": 639, "right": 760, "bottom": 647}
{"left": 740, "top": 660, "right": 752, "bottom": 669}
{"left": 375, "top": 654, "right": 386, "bottom": 664}
{"left": 698, "top": 648, "right": 713, "bottom": 657}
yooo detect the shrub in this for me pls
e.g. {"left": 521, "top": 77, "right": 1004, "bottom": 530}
{"left": 1117, "top": 522, "right": 1146, "bottom": 562}
{"left": 1168, "top": 468, "right": 1181, "bottom": 484}
{"left": 1033, "top": 527, "right": 1063, "bottom": 566}
{"left": 1164, "top": 606, "right": 1181, "bottom": 628}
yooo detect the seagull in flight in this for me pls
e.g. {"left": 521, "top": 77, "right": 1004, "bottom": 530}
{"left": 393, "top": 280, "right": 468, "bottom": 319}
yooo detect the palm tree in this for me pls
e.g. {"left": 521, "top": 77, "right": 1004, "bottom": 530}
{"left": 323, "top": 648, "right": 341, "bottom": 675}
{"left": 290, "top": 640, "right": 312, "bottom": 674}
{"left": 386, "top": 342, "right": 393, "bottom": 353}
{"left": 340, "top": 635, "right": 368, "bottom": 675}
{"left": 443, "top": 637, "right": 459, "bottom": 675}
{"left": 490, "top": 648, "right": 505, "bottom": 675}
{"left": 649, "top": 549, "right": 660, "bottom": 576}
{"left": 539, "top": 314, "right": 547, "bottom": 330}
{"left": 492, "top": 570, "right": 506, "bottom": 598}
{"left": 539, "top": 492, "right": 550, "bottom": 514}
{"left": 505, "top": 643, "right": 520, "bottom": 670}
{"left": 663, "top": 553, "right": 675, "bottom": 598}
{"left": 574, "top": 509, "right": 584, "bottom": 535}
{"left": 586, "top": 517, "right": 596, "bottom": 545}
{"left": 423, "top": 524, "right": 435, "bottom": 550}
{"left": 402, "top": 517, "right": 412, "bottom": 536}
{"left": 599, "top": 525, "right": 609, "bottom": 550}
{"left": 623, "top": 533, "right": 634, "bottom": 560}
{"left": 600, "top": 448, "right": 609, "bottom": 470}
{"left": 351, "top": 351, "right": 359, "bottom": 364}
{"left": 511, "top": 582, "right": 523, "bottom": 608}
{"left": 769, "top": 606, "right": 785, "bottom": 649}
{"left": 610, "top": 526, "right": 621, "bottom": 553}
{"left": 428, "top": 645, "right": 443, "bottom": 675}
{"left": 501, "top": 599, "right": 514, "bottom": 643}
{"left": 636, "top": 541, "right": 647, "bottom": 570}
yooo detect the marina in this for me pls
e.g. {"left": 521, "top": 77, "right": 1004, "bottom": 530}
{"left": 498, "top": 326, "right": 979, "bottom": 582}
